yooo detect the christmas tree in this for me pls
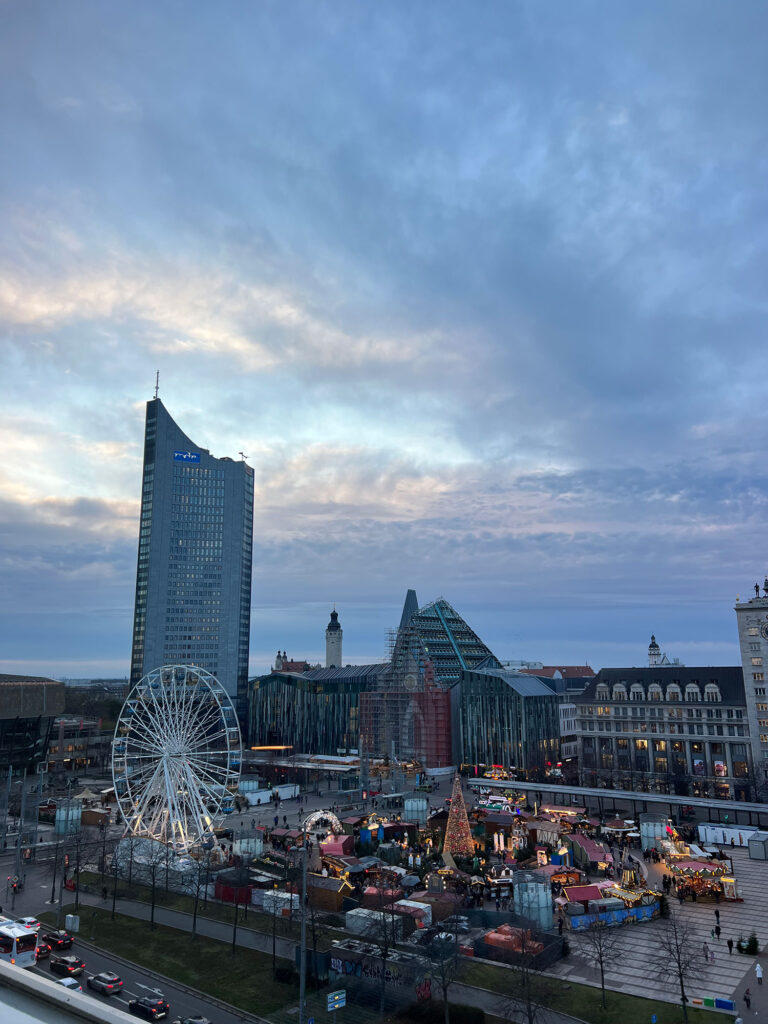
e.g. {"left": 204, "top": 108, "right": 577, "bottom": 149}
{"left": 443, "top": 774, "right": 475, "bottom": 859}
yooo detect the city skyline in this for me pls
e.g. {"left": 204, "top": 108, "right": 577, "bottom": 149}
{"left": 2, "top": 3, "right": 767, "bottom": 678}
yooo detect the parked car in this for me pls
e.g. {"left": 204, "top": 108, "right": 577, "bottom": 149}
{"left": 16, "top": 917, "right": 41, "bottom": 930}
{"left": 128, "top": 996, "right": 170, "bottom": 1020}
{"left": 35, "top": 942, "right": 51, "bottom": 960}
{"left": 170, "top": 1017, "right": 210, "bottom": 1024}
{"left": 41, "top": 929, "right": 74, "bottom": 950}
{"left": 50, "top": 954, "right": 85, "bottom": 976}
{"left": 57, "top": 977, "right": 83, "bottom": 992}
{"left": 87, "top": 972, "right": 123, "bottom": 995}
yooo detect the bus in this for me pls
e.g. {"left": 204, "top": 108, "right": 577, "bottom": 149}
{"left": 0, "top": 920, "right": 39, "bottom": 968}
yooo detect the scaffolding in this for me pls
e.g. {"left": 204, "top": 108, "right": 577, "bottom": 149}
{"left": 359, "top": 623, "right": 453, "bottom": 772}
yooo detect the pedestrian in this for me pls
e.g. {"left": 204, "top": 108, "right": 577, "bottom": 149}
{"left": 756, "top": 963, "right": 763, "bottom": 985}
{"left": 743, "top": 989, "right": 751, "bottom": 1010}
{"left": 710, "top": 950, "right": 715, "bottom": 965}
{"left": 715, "top": 908, "right": 720, "bottom": 924}
{"left": 558, "top": 917, "right": 564, "bottom": 936}
{"left": 711, "top": 928, "right": 716, "bottom": 940}
{"left": 728, "top": 938, "right": 734, "bottom": 955}
{"left": 703, "top": 942, "right": 709, "bottom": 961}
{"left": 274, "top": 814, "right": 278, "bottom": 827}
{"left": 715, "top": 925, "right": 721, "bottom": 941}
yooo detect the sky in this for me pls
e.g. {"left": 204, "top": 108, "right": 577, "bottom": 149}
{"left": 1, "top": 1, "right": 767, "bottom": 680}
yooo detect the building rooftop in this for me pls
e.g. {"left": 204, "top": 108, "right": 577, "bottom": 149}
{"left": 469, "top": 668, "right": 559, "bottom": 698}
{"left": 579, "top": 665, "right": 746, "bottom": 703}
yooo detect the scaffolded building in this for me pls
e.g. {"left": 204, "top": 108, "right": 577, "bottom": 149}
{"left": 359, "top": 597, "right": 501, "bottom": 770}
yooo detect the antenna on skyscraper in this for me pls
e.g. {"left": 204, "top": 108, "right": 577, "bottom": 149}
{"left": 154, "top": 371, "right": 160, "bottom": 399}
{"left": 238, "top": 451, "right": 248, "bottom": 461}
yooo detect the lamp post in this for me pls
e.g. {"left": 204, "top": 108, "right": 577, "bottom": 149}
{"left": 297, "top": 819, "right": 308, "bottom": 1024}
{"left": 48, "top": 841, "right": 60, "bottom": 905}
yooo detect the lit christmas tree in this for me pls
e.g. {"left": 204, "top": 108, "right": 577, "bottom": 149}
{"left": 443, "top": 774, "right": 475, "bottom": 859}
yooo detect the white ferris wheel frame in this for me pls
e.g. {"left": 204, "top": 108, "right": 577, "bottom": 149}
{"left": 112, "top": 664, "right": 242, "bottom": 852}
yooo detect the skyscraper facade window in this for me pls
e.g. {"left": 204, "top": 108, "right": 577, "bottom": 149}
{"left": 129, "top": 398, "right": 254, "bottom": 716}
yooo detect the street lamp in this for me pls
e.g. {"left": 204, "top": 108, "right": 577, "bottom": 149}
{"left": 290, "top": 818, "right": 309, "bottom": 1024}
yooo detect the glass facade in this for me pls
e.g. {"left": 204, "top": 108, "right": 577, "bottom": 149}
{"left": 458, "top": 669, "right": 561, "bottom": 772}
{"left": 249, "top": 665, "right": 387, "bottom": 754}
{"left": 130, "top": 399, "right": 254, "bottom": 715}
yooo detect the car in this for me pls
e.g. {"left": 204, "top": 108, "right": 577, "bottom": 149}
{"left": 50, "top": 954, "right": 85, "bottom": 976}
{"left": 35, "top": 942, "right": 51, "bottom": 960}
{"left": 87, "top": 971, "right": 123, "bottom": 995}
{"left": 16, "top": 917, "right": 41, "bottom": 930}
{"left": 128, "top": 997, "right": 170, "bottom": 1020}
{"left": 41, "top": 929, "right": 73, "bottom": 949}
{"left": 57, "top": 977, "right": 83, "bottom": 992}
{"left": 170, "top": 1017, "right": 211, "bottom": 1024}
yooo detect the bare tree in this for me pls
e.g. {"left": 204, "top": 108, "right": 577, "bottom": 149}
{"left": 655, "top": 912, "right": 701, "bottom": 1024}
{"left": 362, "top": 876, "right": 406, "bottom": 1017}
{"left": 496, "top": 917, "right": 547, "bottom": 1024}
{"left": 418, "top": 925, "right": 465, "bottom": 1024}
{"left": 578, "top": 924, "right": 621, "bottom": 1008}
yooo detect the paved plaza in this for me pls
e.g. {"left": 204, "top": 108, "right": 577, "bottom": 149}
{"left": 548, "top": 848, "right": 767, "bottom": 1013}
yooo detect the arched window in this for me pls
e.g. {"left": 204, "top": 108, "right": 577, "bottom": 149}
{"left": 685, "top": 684, "right": 701, "bottom": 702}
{"left": 704, "top": 683, "right": 721, "bottom": 703}
{"left": 648, "top": 683, "right": 663, "bottom": 702}
{"left": 612, "top": 684, "right": 627, "bottom": 701}
{"left": 666, "top": 684, "right": 682, "bottom": 702}
{"left": 596, "top": 685, "right": 609, "bottom": 701}
{"left": 630, "top": 684, "right": 644, "bottom": 702}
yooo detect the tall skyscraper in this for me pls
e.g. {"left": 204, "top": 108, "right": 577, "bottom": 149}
{"left": 129, "top": 398, "right": 254, "bottom": 715}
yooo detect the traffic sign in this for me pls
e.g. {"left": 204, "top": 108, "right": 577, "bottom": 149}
{"left": 327, "top": 989, "right": 346, "bottom": 1011}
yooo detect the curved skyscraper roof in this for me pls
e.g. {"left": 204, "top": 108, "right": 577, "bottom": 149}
{"left": 129, "top": 398, "right": 254, "bottom": 715}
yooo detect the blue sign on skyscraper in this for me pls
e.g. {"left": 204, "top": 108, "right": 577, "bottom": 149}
{"left": 173, "top": 450, "right": 200, "bottom": 463}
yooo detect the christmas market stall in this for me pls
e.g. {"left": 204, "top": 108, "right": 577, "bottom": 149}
{"left": 668, "top": 859, "right": 739, "bottom": 900}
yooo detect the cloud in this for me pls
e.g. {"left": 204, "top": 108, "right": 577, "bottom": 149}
{"left": 1, "top": 1, "right": 767, "bottom": 676}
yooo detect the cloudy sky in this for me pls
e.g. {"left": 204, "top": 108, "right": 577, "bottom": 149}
{"left": 2, "top": 2, "right": 767, "bottom": 679}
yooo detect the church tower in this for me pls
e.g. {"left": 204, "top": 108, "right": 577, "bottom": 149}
{"left": 326, "top": 608, "right": 342, "bottom": 668}
{"left": 648, "top": 635, "right": 661, "bottom": 667}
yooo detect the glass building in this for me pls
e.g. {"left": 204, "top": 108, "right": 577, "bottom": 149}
{"left": 249, "top": 664, "right": 388, "bottom": 754}
{"left": 458, "top": 668, "right": 561, "bottom": 773}
{"left": 129, "top": 399, "right": 254, "bottom": 715}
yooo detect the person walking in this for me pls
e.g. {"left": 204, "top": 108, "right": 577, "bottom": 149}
{"left": 715, "top": 925, "right": 721, "bottom": 941}
{"left": 715, "top": 908, "right": 720, "bottom": 924}
{"left": 728, "top": 938, "right": 734, "bottom": 955}
{"left": 756, "top": 963, "right": 763, "bottom": 985}
{"left": 703, "top": 942, "right": 709, "bottom": 962}
{"left": 743, "top": 988, "right": 751, "bottom": 1010}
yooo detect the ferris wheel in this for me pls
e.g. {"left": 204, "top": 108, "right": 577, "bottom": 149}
{"left": 112, "top": 665, "right": 242, "bottom": 852}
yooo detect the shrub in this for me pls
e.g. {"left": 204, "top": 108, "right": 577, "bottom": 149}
{"left": 746, "top": 931, "right": 759, "bottom": 955}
